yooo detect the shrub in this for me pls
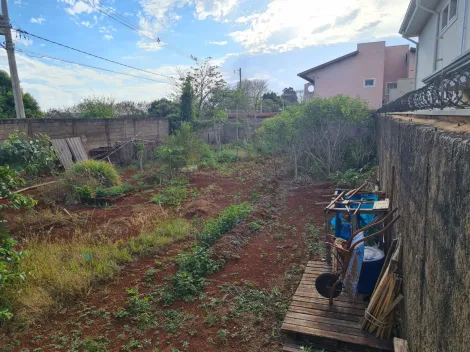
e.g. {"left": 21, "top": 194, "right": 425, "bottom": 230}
{"left": 216, "top": 148, "right": 238, "bottom": 163}
{"left": 151, "top": 185, "right": 187, "bottom": 206}
{"left": 95, "top": 184, "right": 133, "bottom": 198}
{"left": 198, "top": 203, "right": 252, "bottom": 247}
{"left": 66, "top": 160, "right": 120, "bottom": 188}
{"left": 328, "top": 164, "right": 376, "bottom": 188}
{"left": 0, "top": 131, "right": 57, "bottom": 176}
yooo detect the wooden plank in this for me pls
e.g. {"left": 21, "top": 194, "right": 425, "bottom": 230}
{"left": 296, "top": 286, "right": 358, "bottom": 304}
{"left": 66, "top": 137, "right": 88, "bottom": 162}
{"left": 51, "top": 139, "right": 73, "bottom": 169}
{"left": 281, "top": 323, "right": 393, "bottom": 351}
{"left": 288, "top": 305, "right": 361, "bottom": 323}
{"left": 293, "top": 289, "right": 367, "bottom": 309}
{"left": 283, "top": 317, "right": 365, "bottom": 338}
{"left": 307, "top": 261, "right": 331, "bottom": 267}
{"left": 285, "top": 311, "right": 360, "bottom": 329}
{"left": 290, "top": 300, "right": 365, "bottom": 316}
{"left": 393, "top": 338, "right": 408, "bottom": 352}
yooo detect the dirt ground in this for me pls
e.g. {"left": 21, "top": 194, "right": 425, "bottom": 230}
{"left": 1, "top": 159, "right": 330, "bottom": 352}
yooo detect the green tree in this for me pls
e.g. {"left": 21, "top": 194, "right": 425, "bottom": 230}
{"left": 148, "top": 98, "right": 179, "bottom": 118}
{"left": 0, "top": 70, "right": 42, "bottom": 118}
{"left": 180, "top": 77, "right": 195, "bottom": 123}
{"left": 281, "top": 87, "right": 298, "bottom": 105}
{"left": 262, "top": 92, "right": 282, "bottom": 105}
{"left": 261, "top": 98, "right": 281, "bottom": 113}
{"left": 76, "top": 96, "right": 115, "bottom": 118}
{"left": 172, "top": 58, "right": 226, "bottom": 118}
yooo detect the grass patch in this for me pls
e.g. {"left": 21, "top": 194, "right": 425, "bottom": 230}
{"left": 150, "top": 185, "right": 187, "bottom": 206}
{"left": 3, "top": 218, "right": 192, "bottom": 326}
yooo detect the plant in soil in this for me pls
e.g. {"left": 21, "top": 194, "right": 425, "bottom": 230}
{"left": 151, "top": 185, "right": 187, "bottom": 206}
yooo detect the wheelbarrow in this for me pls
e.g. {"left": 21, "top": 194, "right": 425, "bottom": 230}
{"left": 315, "top": 209, "right": 400, "bottom": 305}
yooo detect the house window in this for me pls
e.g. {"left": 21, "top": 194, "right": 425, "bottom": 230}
{"left": 386, "top": 82, "right": 397, "bottom": 94}
{"left": 441, "top": 0, "right": 458, "bottom": 32}
{"left": 364, "top": 79, "right": 375, "bottom": 87}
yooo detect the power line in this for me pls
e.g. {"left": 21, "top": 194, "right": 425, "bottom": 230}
{"left": 9, "top": 27, "right": 175, "bottom": 80}
{"left": 12, "top": 47, "right": 172, "bottom": 84}
{"left": 81, "top": 0, "right": 198, "bottom": 62}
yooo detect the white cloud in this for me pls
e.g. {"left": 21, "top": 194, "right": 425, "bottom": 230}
{"left": 193, "top": 0, "right": 239, "bottom": 20}
{"left": 99, "top": 25, "right": 116, "bottom": 34}
{"left": 81, "top": 21, "right": 93, "bottom": 28}
{"left": 63, "top": 1, "right": 94, "bottom": 16}
{"left": 30, "top": 17, "right": 46, "bottom": 24}
{"left": 208, "top": 40, "right": 228, "bottom": 46}
{"left": 136, "top": 39, "right": 164, "bottom": 51}
{"left": 103, "top": 34, "right": 113, "bottom": 40}
{"left": 0, "top": 50, "right": 177, "bottom": 110}
{"left": 230, "top": 0, "right": 408, "bottom": 54}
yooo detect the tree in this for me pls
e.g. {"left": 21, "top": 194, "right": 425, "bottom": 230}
{"left": 211, "top": 109, "right": 228, "bottom": 151}
{"left": 180, "top": 76, "right": 195, "bottom": 123}
{"left": 281, "top": 87, "right": 298, "bottom": 105}
{"left": 240, "top": 79, "right": 268, "bottom": 112}
{"left": 0, "top": 70, "right": 42, "bottom": 118}
{"left": 76, "top": 96, "right": 115, "bottom": 118}
{"left": 261, "top": 98, "right": 281, "bottom": 113}
{"left": 148, "top": 98, "right": 179, "bottom": 118}
{"left": 172, "top": 58, "right": 226, "bottom": 118}
{"left": 262, "top": 92, "right": 283, "bottom": 106}
{"left": 113, "top": 101, "right": 149, "bottom": 117}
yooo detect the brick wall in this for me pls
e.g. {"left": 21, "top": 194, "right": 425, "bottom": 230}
{"left": 0, "top": 117, "right": 169, "bottom": 152}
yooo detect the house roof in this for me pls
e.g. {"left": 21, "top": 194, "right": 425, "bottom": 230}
{"left": 399, "top": 0, "right": 440, "bottom": 37}
{"left": 297, "top": 50, "right": 359, "bottom": 84}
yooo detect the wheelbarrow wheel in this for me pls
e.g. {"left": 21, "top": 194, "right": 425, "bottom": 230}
{"left": 315, "top": 273, "right": 342, "bottom": 298}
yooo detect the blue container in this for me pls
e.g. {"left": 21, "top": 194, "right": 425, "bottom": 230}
{"left": 357, "top": 246, "right": 385, "bottom": 294}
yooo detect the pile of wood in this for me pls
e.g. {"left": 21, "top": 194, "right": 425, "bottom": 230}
{"left": 361, "top": 237, "right": 404, "bottom": 339}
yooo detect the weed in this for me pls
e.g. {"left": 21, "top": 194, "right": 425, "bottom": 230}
{"left": 204, "top": 314, "right": 218, "bottom": 327}
{"left": 151, "top": 186, "right": 187, "bottom": 206}
{"left": 207, "top": 337, "right": 216, "bottom": 345}
{"left": 115, "top": 288, "right": 155, "bottom": 330}
{"left": 304, "top": 223, "right": 326, "bottom": 259}
{"left": 145, "top": 267, "right": 157, "bottom": 282}
{"left": 121, "top": 339, "right": 143, "bottom": 351}
{"left": 249, "top": 221, "right": 262, "bottom": 232}
{"left": 273, "top": 233, "right": 284, "bottom": 240}
{"left": 163, "top": 309, "right": 186, "bottom": 334}
{"left": 217, "top": 329, "right": 228, "bottom": 344}
{"left": 251, "top": 192, "right": 261, "bottom": 201}
{"left": 198, "top": 203, "right": 252, "bottom": 247}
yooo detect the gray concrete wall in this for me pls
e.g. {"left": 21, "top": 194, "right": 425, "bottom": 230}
{"left": 0, "top": 117, "right": 168, "bottom": 153}
{"left": 375, "top": 114, "right": 470, "bottom": 352}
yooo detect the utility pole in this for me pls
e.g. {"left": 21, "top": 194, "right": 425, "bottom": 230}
{"left": 1, "top": 0, "right": 25, "bottom": 118}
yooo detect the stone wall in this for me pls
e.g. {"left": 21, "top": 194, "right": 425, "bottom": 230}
{"left": 0, "top": 117, "right": 168, "bottom": 152}
{"left": 375, "top": 114, "right": 470, "bottom": 352}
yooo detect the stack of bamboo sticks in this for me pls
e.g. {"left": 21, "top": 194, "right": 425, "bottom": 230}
{"left": 361, "top": 237, "right": 404, "bottom": 339}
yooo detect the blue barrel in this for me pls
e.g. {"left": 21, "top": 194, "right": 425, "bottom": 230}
{"left": 357, "top": 246, "right": 385, "bottom": 294}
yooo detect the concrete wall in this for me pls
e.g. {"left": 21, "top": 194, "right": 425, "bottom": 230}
{"left": 375, "top": 114, "right": 470, "bottom": 352}
{"left": 0, "top": 117, "right": 168, "bottom": 153}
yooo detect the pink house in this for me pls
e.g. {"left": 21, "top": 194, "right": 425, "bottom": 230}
{"left": 298, "top": 41, "right": 416, "bottom": 109}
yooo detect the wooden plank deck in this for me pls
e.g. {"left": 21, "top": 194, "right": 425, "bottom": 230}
{"left": 282, "top": 261, "right": 393, "bottom": 351}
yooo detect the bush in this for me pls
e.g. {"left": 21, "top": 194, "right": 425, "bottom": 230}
{"left": 198, "top": 203, "right": 252, "bottom": 247}
{"left": 216, "top": 148, "right": 238, "bottom": 163}
{"left": 66, "top": 160, "right": 120, "bottom": 188}
{"left": 328, "top": 164, "right": 376, "bottom": 188}
{"left": 0, "top": 131, "right": 57, "bottom": 176}
{"left": 151, "top": 185, "right": 187, "bottom": 206}
{"left": 95, "top": 184, "right": 133, "bottom": 198}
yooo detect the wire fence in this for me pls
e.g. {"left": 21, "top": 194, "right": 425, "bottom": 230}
{"left": 378, "top": 59, "right": 470, "bottom": 113}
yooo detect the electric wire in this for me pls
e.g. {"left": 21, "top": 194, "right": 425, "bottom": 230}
{"left": 13, "top": 47, "right": 172, "bottom": 84}
{"left": 81, "top": 0, "right": 198, "bottom": 62}
{"left": 9, "top": 27, "right": 175, "bottom": 80}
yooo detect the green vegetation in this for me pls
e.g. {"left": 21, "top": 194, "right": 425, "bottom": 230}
{"left": 0, "top": 70, "right": 42, "bottom": 118}
{"left": 256, "top": 95, "right": 374, "bottom": 180}
{"left": 1, "top": 218, "right": 192, "bottom": 325}
{"left": 198, "top": 203, "right": 253, "bottom": 247}
{"left": 328, "top": 164, "right": 376, "bottom": 188}
{"left": 151, "top": 185, "right": 187, "bottom": 206}
{"left": 95, "top": 184, "right": 133, "bottom": 198}
{"left": 67, "top": 160, "right": 120, "bottom": 188}
{"left": 0, "top": 131, "right": 57, "bottom": 176}
{"left": 158, "top": 203, "right": 252, "bottom": 305}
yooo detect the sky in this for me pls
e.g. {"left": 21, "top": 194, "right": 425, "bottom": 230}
{"left": 1, "top": 0, "right": 412, "bottom": 111}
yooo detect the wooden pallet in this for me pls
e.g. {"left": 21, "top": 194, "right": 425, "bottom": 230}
{"left": 282, "top": 261, "right": 393, "bottom": 351}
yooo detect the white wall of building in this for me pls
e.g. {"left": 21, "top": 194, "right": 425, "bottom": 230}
{"left": 416, "top": 0, "right": 470, "bottom": 87}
